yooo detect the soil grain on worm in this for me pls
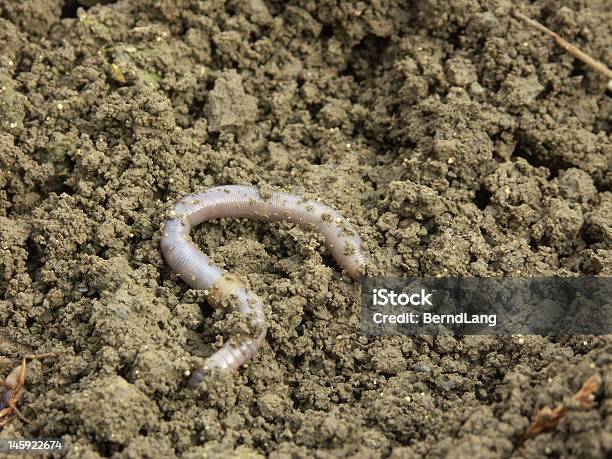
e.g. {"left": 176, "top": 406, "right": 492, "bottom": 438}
{"left": 0, "top": 0, "right": 610, "bottom": 457}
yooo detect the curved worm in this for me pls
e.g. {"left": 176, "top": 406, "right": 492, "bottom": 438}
{"left": 161, "top": 185, "right": 367, "bottom": 388}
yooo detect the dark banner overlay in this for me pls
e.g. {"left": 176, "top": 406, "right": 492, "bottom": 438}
{"left": 361, "top": 277, "right": 612, "bottom": 336}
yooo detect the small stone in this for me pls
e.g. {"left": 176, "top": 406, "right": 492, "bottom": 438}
{"left": 447, "top": 57, "right": 478, "bottom": 86}
{"left": 205, "top": 69, "right": 258, "bottom": 131}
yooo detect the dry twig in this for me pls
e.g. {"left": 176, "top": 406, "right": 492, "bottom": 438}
{"left": 513, "top": 10, "right": 612, "bottom": 88}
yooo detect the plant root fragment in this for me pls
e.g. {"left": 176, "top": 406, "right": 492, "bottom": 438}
{"left": 0, "top": 353, "right": 59, "bottom": 428}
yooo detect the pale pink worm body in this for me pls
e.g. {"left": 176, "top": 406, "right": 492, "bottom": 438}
{"left": 161, "top": 185, "right": 367, "bottom": 388}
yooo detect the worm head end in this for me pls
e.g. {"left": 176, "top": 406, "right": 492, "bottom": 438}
{"left": 187, "top": 366, "right": 207, "bottom": 389}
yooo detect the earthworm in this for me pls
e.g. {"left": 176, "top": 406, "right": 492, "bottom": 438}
{"left": 161, "top": 185, "right": 367, "bottom": 388}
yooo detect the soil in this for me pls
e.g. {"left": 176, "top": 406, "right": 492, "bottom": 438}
{"left": 0, "top": 0, "right": 611, "bottom": 458}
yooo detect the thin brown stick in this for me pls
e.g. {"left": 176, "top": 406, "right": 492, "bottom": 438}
{"left": 513, "top": 9, "right": 612, "bottom": 82}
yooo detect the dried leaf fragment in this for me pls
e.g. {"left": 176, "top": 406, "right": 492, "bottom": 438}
{"left": 518, "top": 375, "right": 600, "bottom": 447}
